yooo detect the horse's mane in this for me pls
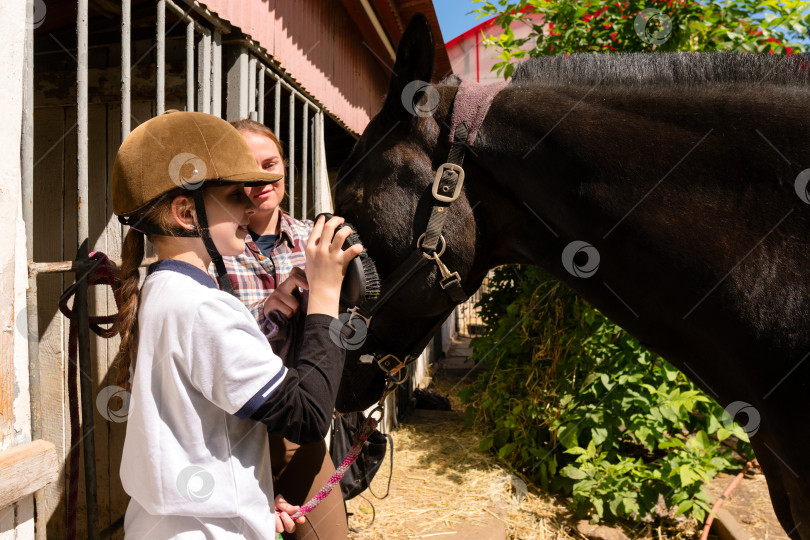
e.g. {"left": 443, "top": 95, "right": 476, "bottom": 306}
{"left": 510, "top": 52, "right": 810, "bottom": 87}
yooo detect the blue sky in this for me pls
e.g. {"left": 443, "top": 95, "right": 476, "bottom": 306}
{"left": 433, "top": 0, "right": 484, "bottom": 42}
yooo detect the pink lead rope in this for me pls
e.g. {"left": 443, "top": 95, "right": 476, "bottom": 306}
{"left": 289, "top": 407, "right": 383, "bottom": 519}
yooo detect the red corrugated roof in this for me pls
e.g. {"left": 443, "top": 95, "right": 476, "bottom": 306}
{"left": 199, "top": 0, "right": 451, "bottom": 134}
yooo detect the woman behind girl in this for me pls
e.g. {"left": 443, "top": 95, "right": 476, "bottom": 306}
{"left": 219, "top": 118, "right": 349, "bottom": 539}
{"left": 112, "top": 110, "right": 361, "bottom": 538}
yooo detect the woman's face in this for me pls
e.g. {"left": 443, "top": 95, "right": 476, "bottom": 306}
{"left": 203, "top": 184, "right": 257, "bottom": 256}
{"left": 241, "top": 131, "right": 286, "bottom": 215}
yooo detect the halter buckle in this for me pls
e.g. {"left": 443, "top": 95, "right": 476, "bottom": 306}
{"left": 432, "top": 163, "right": 465, "bottom": 203}
{"left": 346, "top": 306, "right": 373, "bottom": 330}
{"left": 375, "top": 353, "right": 415, "bottom": 379}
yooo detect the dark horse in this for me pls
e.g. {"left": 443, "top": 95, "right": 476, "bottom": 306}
{"left": 334, "top": 14, "right": 810, "bottom": 537}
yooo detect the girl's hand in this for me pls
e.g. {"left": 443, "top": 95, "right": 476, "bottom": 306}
{"left": 274, "top": 494, "right": 305, "bottom": 533}
{"left": 305, "top": 215, "right": 363, "bottom": 318}
{"left": 263, "top": 267, "right": 309, "bottom": 318}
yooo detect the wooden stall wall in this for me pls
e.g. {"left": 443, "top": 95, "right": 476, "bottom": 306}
{"left": 33, "top": 34, "right": 188, "bottom": 538}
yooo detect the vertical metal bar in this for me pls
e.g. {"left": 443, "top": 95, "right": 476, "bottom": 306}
{"left": 273, "top": 79, "right": 281, "bottom": 136}
{"left": 197, "top": 29, "right": 211, "bottom": 114}
{"left": 247, "top": 56, "right": 257, "bottom": 119}
{"left": 310, "top": 114, "right": 315, "bottom": 216}
{"left": 122, "top": 0, "right": 131, "bottom": 137}
{"left": 302, "top": 104, "right": 308, "bottom": 220}
{"left": 211, "top": 30, "right": 222, "bottom": 117}
{"left": 186, "top": 21, "right": 194, "bottom": 111}
{"left": 238, "top": 47, "right": 248, "bottom": 119}
{"left": 156, "top": 0, "right": 165, "bottom": 114}
{"left": 313, "top": 110, "right": 321, "bottom": 215}
{"left": 77, "top": 1, "right": 101, "bottom": 538}
{"left": 22, "top": 1, "right": 45, "bottom": 537}
{"left": 288, "top": 92, "right": 295, "bottom": 219}
{"left": 257, "top": 68, "right": 265, "bottom": 124}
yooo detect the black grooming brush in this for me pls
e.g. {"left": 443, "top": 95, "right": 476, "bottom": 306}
{"left": 316, "top": 213, "right": 380, "bottom": 307}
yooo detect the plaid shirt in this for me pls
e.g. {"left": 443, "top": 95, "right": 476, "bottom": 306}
{"left": 209, "top": 211, "right": 313, "bottom": 359}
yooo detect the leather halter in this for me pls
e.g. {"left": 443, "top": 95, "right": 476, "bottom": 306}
{"left": 340, "top": 80, "right": 507, "bottom": 379}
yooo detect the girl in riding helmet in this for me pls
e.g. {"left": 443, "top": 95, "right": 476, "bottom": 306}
{"left": 217, "top": 118, "right": 347, "bottom": 540}
{"left": 112, "top": 110, "right": 361, "bottom": 538}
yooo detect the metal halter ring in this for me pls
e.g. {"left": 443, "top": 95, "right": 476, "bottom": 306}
{"left": 416, "top": 233, "right": 446, "bottom": 257}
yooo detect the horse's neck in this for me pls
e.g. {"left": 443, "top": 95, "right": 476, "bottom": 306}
{"left": 474, "top": 82, "right": 807, "bottom": 257}
{"left": 465, "top": 82, "right": 810, "bottom": 357}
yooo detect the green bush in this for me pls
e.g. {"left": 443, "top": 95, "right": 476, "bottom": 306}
{"left": 461, "top": 266, "right": 754, "bottom": 523}
{"left": 473, "top": 0, "right": 809, "bottom": 78}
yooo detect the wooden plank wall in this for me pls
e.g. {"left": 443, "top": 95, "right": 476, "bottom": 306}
{"left": 34, "top": 29, "right": 187, "bottom": 534}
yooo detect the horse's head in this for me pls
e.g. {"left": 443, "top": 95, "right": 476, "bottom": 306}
{"left": 333, "top": 15, "right": 487, "bottom": 412}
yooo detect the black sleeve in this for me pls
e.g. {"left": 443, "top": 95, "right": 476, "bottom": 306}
{"left": 248, "top": 313, "right": 345, "bottom": 444}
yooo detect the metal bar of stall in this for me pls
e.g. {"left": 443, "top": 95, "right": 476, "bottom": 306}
{"left": 311, "top": 114, "right": 316, "bottom": 216}
{"left": 248, "top": 56, "right": 257, "bottom": 119}
{"left": 211, "top": 30, "right": 222, "bottom": 117}
{"left": 302, "top": 105, "right": 308, "bottom": 220}
{"left": 313, "top": 110, "right": 321, "bottom": 215}
{"left": 29, "top": 258, "right": 159, "bottom": 276}
{"left": 262, "top": 68, "right": 318, "bottom": 110}
{"left": 257, "top": 68, "right": 264, "bottom": 124}
{"left": 186, "top": 21, "right": 194, "bottom": 112}
{"left": 22, "top": 1, "right": 45, "bottom": 537}
{"left": 122, "top": 0, "right": 131, "bottom": 136}
{"left": 157, "top": 0, "right": 165, "bottom": 114}
{"left": 273, "top": 78, "right": 280, "bottom": 136}
{"left": 166, "top": 0, "right": 206, "bottom": 31}
{"left": 319, "top": 110, "right": 326, "bottom": 213}
{"left": 77, "top": 1, "right": 101, "bottom": 538}
{"left": 288, "top": 92, "right": 295, "bottom": 219}
{"left": 198, "top": 29, "right": 211, "bottom": 114}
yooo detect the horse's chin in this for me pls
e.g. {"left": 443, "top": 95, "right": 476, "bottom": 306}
{"left": 335, "top": 361, "right": 388, "bottom": 413}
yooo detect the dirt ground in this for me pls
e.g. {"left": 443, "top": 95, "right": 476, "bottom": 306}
{"left": 345, "top": 352, "right": 789, "bottom": 540}
{"left": 705, "top": 471, "right": 788, "bottom": 540}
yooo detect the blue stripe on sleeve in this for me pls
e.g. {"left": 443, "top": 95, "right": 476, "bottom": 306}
{"left": 234, "top": 366, "right": 288, "bottom": 420}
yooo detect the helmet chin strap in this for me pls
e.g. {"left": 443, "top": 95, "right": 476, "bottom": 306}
{"left": 118, "top": 188, "right": 235, "bottom": 295}
{"left": 191, "top": 188, "right": 235, "bottom": 295}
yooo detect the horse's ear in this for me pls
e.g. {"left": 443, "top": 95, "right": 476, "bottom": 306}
{"left": 383, "top": 13, "right": 435, "bottom": 115}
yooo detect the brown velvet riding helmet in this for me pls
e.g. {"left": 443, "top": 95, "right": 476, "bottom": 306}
{"left": 112, "top": 110, "right": 282, "bottom": 216}
{"left": 111, "top": 110, "right": 282, "bottom": 294}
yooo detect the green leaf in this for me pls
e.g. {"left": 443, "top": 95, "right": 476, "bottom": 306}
{"left": 679, "top": 465, "right": 702, "bottom": 487}
{"left": 560, "top": 465, "right": 589, "bottom": 480}
{"left": 565, "top": 446, "right": 589, "bottom": 456}
{"left": 592, "top": 426, "right": 609, "bottom": 446}
{"left": 498, "top": 442, "right": 517, "bottom": 459}
{"left": 675, "top": 499, "right": 693, "bottom": 516}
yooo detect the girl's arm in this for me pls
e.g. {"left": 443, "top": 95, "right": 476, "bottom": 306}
{"left": 244, "top": 216, "right": 362, "bottom": 443}
{"left": 246, "top": 313, "right": 343, "bottom": 443}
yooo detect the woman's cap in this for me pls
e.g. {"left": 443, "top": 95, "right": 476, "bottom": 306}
{"left": 112, "top": 110, "right": 283, "bottom": 216}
